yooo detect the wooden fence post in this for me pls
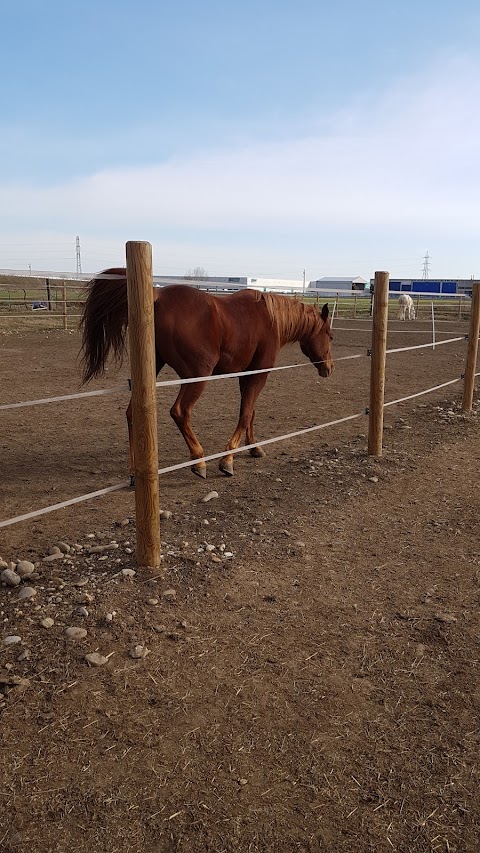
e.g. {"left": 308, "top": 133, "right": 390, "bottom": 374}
{"left": 368, "top": 271, "right": 389, "bottom": 456}
{"left": 126, "top": 241, "right": 161, "bottom": 569}
{"left": 62, "top": 281, "right": 68, "bottom": 330}
{"left": 462, "top": 282, "right": 480, "bottom": 413}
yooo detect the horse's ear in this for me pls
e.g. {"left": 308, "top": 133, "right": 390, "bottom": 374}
{"left": 321, "top": 303, "right": 329, "bottom": 321}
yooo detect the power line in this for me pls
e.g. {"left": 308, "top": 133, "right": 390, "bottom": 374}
{"left": 422, "top": 250, "right": 431, "bottom": 280}
{"left": 76, "top": 236, "right": 82, "bottom": 274}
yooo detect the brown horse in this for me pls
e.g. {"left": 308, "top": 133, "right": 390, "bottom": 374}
{"left": 80, "top": 268, "right": 334, "bottom": 478}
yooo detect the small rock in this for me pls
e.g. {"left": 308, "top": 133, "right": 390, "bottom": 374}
{"left": 42, "top": 553, "right": 65, "bottom": 563}
{"left": 368, "top": 476, "right": 379, "bottom": 484}
{"left": 130, "top": 645, "right": 149, "bottom": 659}
{"left": 202, "top": 491, "right": 219, "bottom": 503}
{"left": 16, "top": 561, "right": 35, "bottom": 577}
{"left": 1, "top": 569, "right": 21, "bottom": 587}
{"left": 65, "top": 627, "right": 88, "bottom": 641}
{"left": 160, "top": 510, "right": 173, "bottom": 520}
{"left": 0, "top": 559, "right": 9, "bottom": 570}
{"left": 85, "top": 652, "right": 109, "bottom": 666}
{"left": 210, "top": 554, "right": 222, "bottom": 563}
{"left": 48, "top": 546, "right": 62, "bottom": 556}
{"left": 74, "top": 578, "right": 89, "bottom": 587}
{"left": 163, "top": 588, "right": 177, "bottom": 602}
{"left": 17, "top": 649, "right": 31, "bottom": 662}
{"left": 147, "top": 598, "right": 159, "bottom": 606}
{"left": 41, "top": 618, "right": 55, "bottom": 629}
{"left": 121, "top": 569, "right": 136, "bottom": 579}
{"left": 17, "top": 587, "right": 37, "bottom": 601}
{"left": 105, "top": 613, "right": 114, "bottom": 622}
{"left": 54, "top": 542, "right": 70, "bottom": 554}
{"left": 3, "top": 635, "right": 22, "bottom": 645}
{"left": 434, "top": 612, "right": 457, "bottom": 624}
{"left": 77, "top": 607, "right": 89, "bottom": 618}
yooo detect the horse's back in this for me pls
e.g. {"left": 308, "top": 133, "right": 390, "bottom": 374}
{"left": 153, "top": 286, "right": 273, "bottom": 372}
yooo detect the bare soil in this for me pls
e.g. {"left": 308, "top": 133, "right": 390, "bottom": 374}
{"left": 1, "top": 319, "right": 479, "bottom": 853}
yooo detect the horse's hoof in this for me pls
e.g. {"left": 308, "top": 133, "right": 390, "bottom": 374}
{"left": 192, "top": 462, "right": 207, "bottom": 479}
{"left": 219, "top": 460, "right": 234, "bottom": 476}
{"left": 250, "top": 447, "right": 266, "bottom": 458}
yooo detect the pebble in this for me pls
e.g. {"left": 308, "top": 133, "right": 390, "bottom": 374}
{"left": 17, "top": 587, "right": 37, "bottom": 601}
{"left": 1, "top": 569, "right": 21, "bottom": 587}
{"left": 54, "top": 542, "right": 71, "bottom": 554}
{"left": 41, "top": 617, "right": 55, "bottom": 629}
{"left": 17, "top": 649, "right": 31, "bottom": 662}
{"left": 85, "top": 652, "right": 109, "bottom": 666}
{"left": 130, "top": 645, "right": 149, "bottom": 659}
{"left": 121, "top": 569, "right": 136, "bottom": 579}
{"left": 3, "top": 635, "right": 22, "bottom": 645}
{"left": 42, "top": 553, "right": 65, "bottom": 563}
{"left": 202, "top": 491, "right": 219, "bottom": 503}
{"left": 105, "top": 613, "right": 114, "bottom": 622}
{"left": 48, "top": 546, "right": 62, "bottom": 556}
{"left": 163, "top": 588, "right": 177, "bottom": 601}
{"left": 77, "top": 606, "right": 89, "bottom": 618}
{"left": 16, "top": 561, "right": 35, "bottom": 577}
{"left": 368, "top": 476, "right": 379, "bottom": 483}
{"left": 147, "top": 598, "right": 159, "bottom": 606}
{"left": 160, "top": 510, "right": 173, "bottom": 520}
{"left": 0, "top": 559, "right": 8, "bottom": 570}
{"left": 65, "top": 627, "right": 88, "bottom": 641}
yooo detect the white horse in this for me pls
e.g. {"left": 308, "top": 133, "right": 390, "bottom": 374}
{"left": 398, "top": 293, "right": 415, "bottom": 320}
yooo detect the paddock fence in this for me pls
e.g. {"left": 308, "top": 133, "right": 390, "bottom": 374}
{"left": 1, "top": 247, "right": 479, "bottom": 572}
{"left": 0, "top": 268, "right": 474, "bottom": 331}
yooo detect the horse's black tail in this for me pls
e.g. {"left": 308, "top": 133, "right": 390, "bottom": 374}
{"left": 80, "top": 267, "right": 129, "bottom": 383}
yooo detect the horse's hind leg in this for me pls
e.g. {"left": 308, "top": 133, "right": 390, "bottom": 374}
{"left": 170, "top": 381, "right": 208, "bottom": 478}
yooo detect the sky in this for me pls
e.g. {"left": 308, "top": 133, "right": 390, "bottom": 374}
{"left": 0, "top": 0, "right": 479, "bottom": 281}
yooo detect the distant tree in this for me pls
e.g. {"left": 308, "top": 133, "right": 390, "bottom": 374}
{"left": 185, "top": 266, "right": 208, "bottom": 280}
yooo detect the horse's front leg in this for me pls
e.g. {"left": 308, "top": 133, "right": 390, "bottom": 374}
{"left": 170, "top": 381, "right": 208, "bottom": 478}
{"left": 220, "top": 374, "right": 268, "bottom": 476}
{"left": 239, "top": 376, "right": 265, "bottom": 459}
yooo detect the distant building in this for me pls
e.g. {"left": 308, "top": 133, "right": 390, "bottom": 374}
{"left": 371, "top": 278, "right": 473, "bottom": 297}
{"left": 308, "top": 276, "right": 369, "bottom": 293}
{"left": 153, "top": 274, "right": 369, "bottom": 294}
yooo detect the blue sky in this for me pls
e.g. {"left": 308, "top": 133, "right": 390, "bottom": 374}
{"left": 1, "top": 0, "right": 479, "bottom": 280}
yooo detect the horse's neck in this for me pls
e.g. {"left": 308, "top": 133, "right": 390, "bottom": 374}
{"left": 274, "top": 297, "right": 315, "bottom": 346}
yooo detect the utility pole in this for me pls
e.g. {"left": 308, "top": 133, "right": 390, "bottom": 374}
{"left": 76, "top": 236, "right": 82, "bottom": 274}
{"left": 302, "top": 268, "right": 306, "bottom": 299}
{"left": 421, "top": 250, "right": 431, "bottom": 280}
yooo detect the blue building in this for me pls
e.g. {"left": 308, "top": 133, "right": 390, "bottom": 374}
{"left": 369, "top": 278, "right": 473, "bottom": 297}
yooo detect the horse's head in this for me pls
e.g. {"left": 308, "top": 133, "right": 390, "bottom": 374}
{"left": 300, "top": 303, "right": 334, "bottom": 378}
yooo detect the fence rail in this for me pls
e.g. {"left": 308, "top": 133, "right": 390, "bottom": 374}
{"left": 1, "top": 261, "right": 479, "bottom": 573}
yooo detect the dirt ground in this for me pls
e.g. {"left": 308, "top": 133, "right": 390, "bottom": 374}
{"left": 1, "top": 317, "right": 479, "bottom": 852}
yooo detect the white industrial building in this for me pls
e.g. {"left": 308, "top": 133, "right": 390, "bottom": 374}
{"left": 153, "top": 274, "right": 369, "bottom": 294}
{"left": 308, "top": 276, "right": 369, "bottom": 294}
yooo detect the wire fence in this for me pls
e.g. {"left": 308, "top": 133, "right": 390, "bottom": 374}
{"left": 0, "top": 331, "right": 475, "bottom": 529}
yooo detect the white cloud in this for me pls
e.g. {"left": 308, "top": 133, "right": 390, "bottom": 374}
{"left": 1, "top": 56, "right": 479, "bottom": 276}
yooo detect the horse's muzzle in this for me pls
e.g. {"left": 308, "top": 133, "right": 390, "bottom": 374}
{"left": 318, "top": 362, "right": 333, "bottom": 378}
